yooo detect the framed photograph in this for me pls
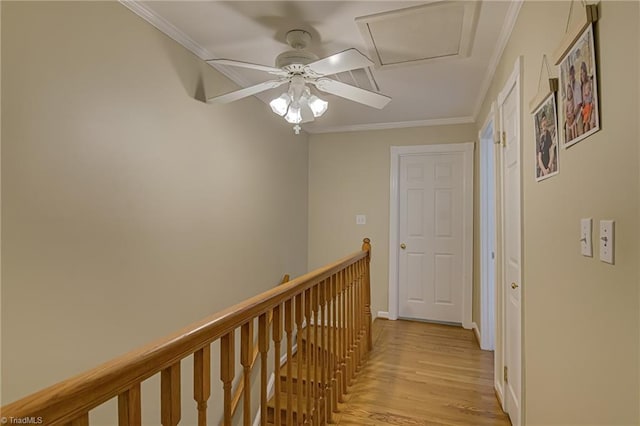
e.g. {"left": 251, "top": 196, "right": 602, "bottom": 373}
{"left": 558, "top": 24, "right": 599, "bottom": 148}
{"left": 533, "top": 93, "right": 559, "bottom": 181}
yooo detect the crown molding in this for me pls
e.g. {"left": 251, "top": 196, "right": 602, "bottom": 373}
{"left": 119, "top": 0, "right": 251, "bottom": 88}
{"left": 120, "top": 1, "right": 206, "bottom": 58}
{"left": 305, "top": 116, "right": 475, "bottom": 135}
{"left": 471, "top": 0, "right": 524, "bottom": 121}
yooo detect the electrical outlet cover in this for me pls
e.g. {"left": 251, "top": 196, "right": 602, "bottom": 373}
{"left": 599, "top": 220, "right": 615, "bottom": 264}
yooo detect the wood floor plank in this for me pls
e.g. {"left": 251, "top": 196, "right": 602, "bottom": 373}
{"left": 337, "top": 319, "right": 510, "bottom": 425}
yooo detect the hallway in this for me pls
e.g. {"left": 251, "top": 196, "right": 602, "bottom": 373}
{"left": 335, "top": 319, "right": 510, "bottom": 425}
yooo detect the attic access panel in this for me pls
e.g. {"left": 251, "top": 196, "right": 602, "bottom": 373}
{"left": 356, "top": 1, "right": 480, "bottom": 68}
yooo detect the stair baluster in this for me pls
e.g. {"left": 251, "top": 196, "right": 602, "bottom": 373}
{"left": 318, "top": 279, "right": 327, "bottom": 424}
{"left": 347, "top": 265, "right": 354, "bottom": 386}
{"left": 258, "top": 313, "right": 269, "bottom": 426}
{"left": 241, "top": 321, "right": 253, "bottom": 426}
{"left": 285, "top": 298, "right": 294, "bottom": 425}
{"left": 295, "top": 293, "right": 304, "bottom": 423}
{"left": 193, "top": 346, "right": 211, "bottom": 426}
{"left": 221, "top": 332, "right": 235, "bottom": 426}
{"left": 312, "top": 284, "right": 320, "bottom": 425}
{"left": 353, "top": 262, "right": 360, "bottom": 372}
{"left": 357, "top": 262, "right": 363, "bottom": 368}
{"left": 273, "top": 304, "right": 283, "bottom": 425}
{"left": 363, "top": 238, "right": 373, "bottom": 351}
{"left": 340, "top": 269, "right": 348, "bottom": 397}
{"left": 161, "top": 362, "right": 181, "bottom": 426}
{"left": 305, "top": 288, "right": 313, "bottom": 423}
{"left": 118, "top": 383, "right": 141, "bottom": 426}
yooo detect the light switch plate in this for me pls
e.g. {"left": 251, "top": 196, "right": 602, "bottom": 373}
{"left": 580, "top": 218, "right": 592, "bottom": 257}
{"left": 599, "top": 220, "right": 615, "bottom": 264}
{"left": 356, "top": 214, "right": 366, "bottom": 225}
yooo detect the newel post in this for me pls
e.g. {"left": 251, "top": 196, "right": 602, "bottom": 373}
{"left": 362, "top": 238, "right": 373, "bottom": 351}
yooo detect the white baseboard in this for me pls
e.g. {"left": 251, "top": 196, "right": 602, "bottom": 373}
{"left": 376, "top": 311, "right": 389, "bottom": 319}
{"left": 471, "top": 321, "right": 493, "bottom": 351}
{"left": 472, "top": 322, "right": 481, "bottom": 346}
{"left": 495, "top": 380, "right": 505, "bottom": 409}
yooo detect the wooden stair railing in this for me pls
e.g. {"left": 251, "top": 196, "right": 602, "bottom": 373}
{"left": 1, "top": 239, "right": 372, "bottom": 426}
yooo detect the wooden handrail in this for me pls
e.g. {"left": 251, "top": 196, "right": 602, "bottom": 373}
{"left": 2, "top": 241, "right": 372, "bottom": 426}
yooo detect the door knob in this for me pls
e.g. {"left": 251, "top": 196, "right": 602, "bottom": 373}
{"left": 400, "top": 243, "right": 406, "bottom": 250}
{"left": 511, "top": 282, "right": 519, "bottom": 289}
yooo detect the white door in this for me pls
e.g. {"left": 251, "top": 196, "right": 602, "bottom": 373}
{"left": 500, "top": 63, "right": 522, "bottom": 426}
{"left": 398, "top": 151, "right": 468, "bottom": 323}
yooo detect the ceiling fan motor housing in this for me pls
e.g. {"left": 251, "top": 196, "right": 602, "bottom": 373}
{"left": 276, "top": 50, "right": 319, "bottom": 69}
{"left": 276, "top": 29, "right": 319, "bottom": 70}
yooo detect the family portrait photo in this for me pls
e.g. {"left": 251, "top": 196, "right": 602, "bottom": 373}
{"left": 559, "top": 24, "right": 600, "bottom": 147}
{"left": 534, "top": 93, "right": 559, "bottom": 181}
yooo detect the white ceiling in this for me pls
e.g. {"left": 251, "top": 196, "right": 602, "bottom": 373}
{"left": 123, "top": 1, "right": 522, "bottom": 134}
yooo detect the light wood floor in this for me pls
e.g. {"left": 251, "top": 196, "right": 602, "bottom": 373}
{"left": 334, "top": 319, "right": 511, "bottom": 426}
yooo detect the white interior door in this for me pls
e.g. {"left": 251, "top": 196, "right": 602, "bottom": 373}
{"left": 499, "top": 61, "right": 522, "bottom": 426}
{"left": 397, "top": 150, "right": 468, "bottom": 323}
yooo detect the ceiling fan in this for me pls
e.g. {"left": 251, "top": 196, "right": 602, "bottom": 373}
{"left": 206, "top": 29, "right": 391, "bottom": 133}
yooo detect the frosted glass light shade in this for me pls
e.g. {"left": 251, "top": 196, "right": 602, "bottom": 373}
{"left": 308, "top": 95, "right": 328, "bottom": 117}
{"left": 300, "top": 102, "right": 314, "bottom": 123}
{"left": 269, "top": 93, "right": 291, "bottom": 116}
{"left": 284, "top": 105, "right": 302, "bottom": 124}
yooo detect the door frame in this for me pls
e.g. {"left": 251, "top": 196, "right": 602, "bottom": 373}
{"left": 479, "top": 103, "right": 497, "bottom": 351}
{"left": 388, "top": 142, "right": 474, "bottom": 328}
{"left": 495, "top": 56, "right": 523, "bottom": 424}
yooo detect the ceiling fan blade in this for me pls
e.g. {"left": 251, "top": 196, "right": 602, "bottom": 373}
{"left": 206, "top": 59, "right": 286, "bottom": 75}
{"left": 207, "top": 79, "right": 287, "bottom": 104}
{"left": 312, "top": 78, "right": 391, "bottom": 109}
{"left": 305, "top": 48, "right": 374, "bottom": 76}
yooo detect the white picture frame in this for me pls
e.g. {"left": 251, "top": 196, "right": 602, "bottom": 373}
{"left": 533, "top": 93, "right": 560, "bottom": 181}
{"left": 558, "top": 24, "right": 600, "bottom": 148}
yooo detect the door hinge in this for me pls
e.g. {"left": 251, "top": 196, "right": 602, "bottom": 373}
{"left": 501, "top": 131, "right": 506, "bottom": 147}
{"left": 504, "top": 366, "right": 508, "bottom": 382}
{"left": 491, "top": 251, "right": 495, "bottom": 260}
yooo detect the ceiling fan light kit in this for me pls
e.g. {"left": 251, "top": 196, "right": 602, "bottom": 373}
{"left": 269, "top": 75, "right": 329, "bottom": 130}
{"left": 206, "top": 29, "right": 391, "bottom": 135}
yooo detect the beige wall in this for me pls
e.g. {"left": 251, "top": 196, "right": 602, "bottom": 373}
{"left": 476, "top": 1, "right": 639, "bottom": 424}
{"left": 1, "top": 1, "right": 308, "bottom": 421}
{"left": 308, "top": 124, "right": 477, "bottom": 320}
